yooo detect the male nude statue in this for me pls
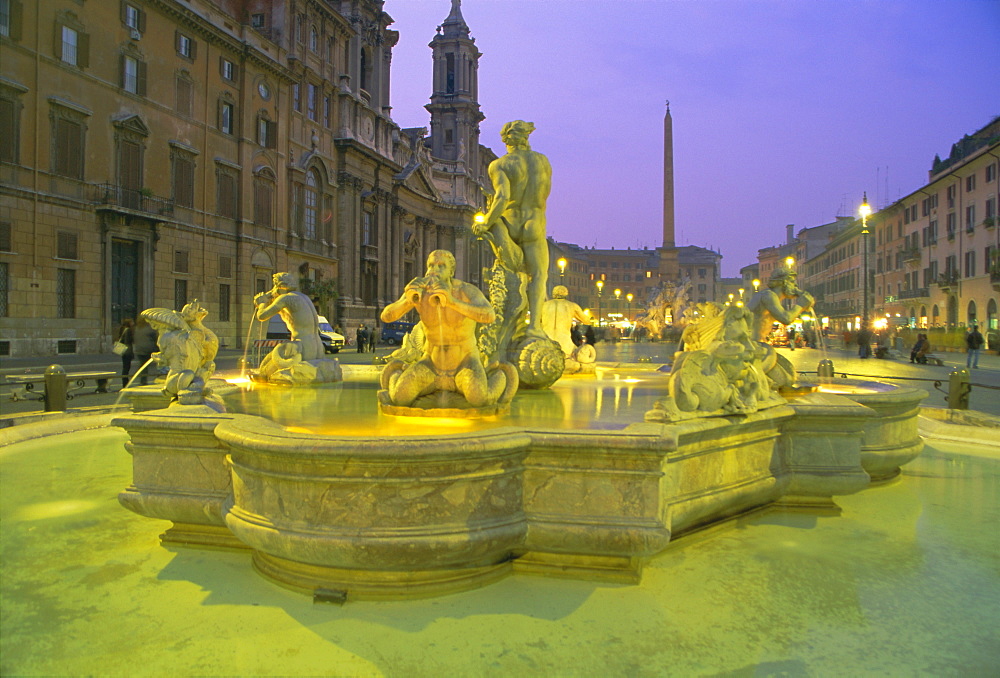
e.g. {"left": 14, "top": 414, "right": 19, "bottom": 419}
{"left": 746, "top": 267, "right": 815, "bottom": 343}
{"left": 472, "top": 120, "right": 552, "bottom": 338}
{"left": 254, "top": 273, "right": 324, "bottom": 376}
{"left": 541, "top": 285, "right": 591, "bottom": 356}
{"left": 380, "top": 250, "right": 500, "bottom": 407}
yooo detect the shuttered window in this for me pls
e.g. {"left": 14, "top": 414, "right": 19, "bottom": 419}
{"left": 175, "top": 76, "right": 193, "bottom": 117}
{"left": 57, "top": 231, "right": 78, "bottom": 259}
{"left": 53, "top": 118, "right": 84, "bottom": 179}
{"left": 218, "top": 284, "right": 231, "bottom": 322}
{"left": 218, "top": 255, "right": 232, "bottom": 278}
{"left": 174, "top": 279, "right": 187, "bottom": 312}
{"left": 217, "top": 170, "right": 237, "bottom": 219}
{"left": 121, "top": 55, "right": 147, "bottom": 95}
{"left": 0, "top": 221, "right": 11, "bottom": 251}
{"left": 0, "top": 96, "right": 17, "bottom": 162}
{"left": 174, "top": 249, "right": 189, "bottom": 274}
{"left": 57, "top": 269, "right": 75, "bottom": 318}
{"left": 172, "top": 154, "right": 194, "bottom": 208}
{"left": 2, "top": 0, "right": 25, "bottom": 41}
{"left": 254, "top": 179, "right": 273, "bottom": 227}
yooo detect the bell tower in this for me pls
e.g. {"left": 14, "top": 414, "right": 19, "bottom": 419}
{"left": 425, "top": 0, "right": 483, "bottom": 168}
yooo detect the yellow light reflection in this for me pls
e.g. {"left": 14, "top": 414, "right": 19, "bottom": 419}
{"left": 16, "top": 500, "right": 99, "bottom": 522}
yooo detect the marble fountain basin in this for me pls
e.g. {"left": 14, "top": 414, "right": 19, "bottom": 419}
{"left": 115, "top": 374, "right": 927, "bottom": 600}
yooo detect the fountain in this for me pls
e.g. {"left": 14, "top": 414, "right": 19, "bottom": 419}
{"left": 103, "top": 124, "right": 929, "bottom": 600}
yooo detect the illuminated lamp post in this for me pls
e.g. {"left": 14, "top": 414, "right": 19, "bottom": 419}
{"left": 626, "top": 292, "right": 633, "bottom": 337}
{"left": 557, "top": 257, "right": 567, "bottom": 283}
{"left": 614, "top": 289, "right": 622, "bottom": 339}
{"left": 596, "top": 279, "right": 604, "bottom": 328}
{"left": 860, "top": 192, "right": 872, "bottom": 336}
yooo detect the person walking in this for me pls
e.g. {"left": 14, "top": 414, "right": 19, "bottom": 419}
{"left": 356, "top": 324, "right": 367, "bottom": 353}
{"left": 116, "top": 318, "right": 135, "bottom": 387}
{"left": 857, "top": 325, "right": 872, "bottom": 359}
{"left": 132, "top": 316, "right": 159, "bottom": 385}
{"left": 368, "top": 321, "right": 377, "bottom": 352}
{"left": 966, "top": 324, "right": 985, "bottom": 369}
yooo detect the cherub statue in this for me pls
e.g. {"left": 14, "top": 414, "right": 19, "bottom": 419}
{"left": 141, "top": 299, "right": 220, "bottom": 407}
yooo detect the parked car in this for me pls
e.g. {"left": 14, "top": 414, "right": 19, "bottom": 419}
{"left": 381, "top": 320, "right": 416, "bottom": 345}
{"left": 264, "top": 315, "right": 344, "bottom": 354}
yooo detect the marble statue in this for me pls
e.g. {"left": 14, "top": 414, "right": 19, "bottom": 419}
{"left": 474, "top": 120, "right": 552, "bottom": 338}
{"left": 646, "top": 302, "right": 781, "bottom": 422}
{"left": 253, "top": 273, "right": 341, "bottom": 384}
{"left": 141, "top": 299, "right": 222, "bottom": 409}
{"left": 472, "top": 120, "right": 564, "bottom": 389}
{"left": 635, "top": 278, "right": 691, "bottom": 340}
{"left": 379, "top": 250, "right": 517, "bottom": 414}
{"left": 541, "top": 285, "right": 596, "bottom": 374}
{"left": 745, "top": 266, "right": 814, "bottom": 389}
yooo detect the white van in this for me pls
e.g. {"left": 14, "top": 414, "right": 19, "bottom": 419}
{"left": 264, "top": 315, "right": 345, "bottom": 353}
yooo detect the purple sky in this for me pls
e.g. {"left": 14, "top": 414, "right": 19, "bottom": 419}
{"left": 384, "top": 0, "right": 1000, "bottom": 276}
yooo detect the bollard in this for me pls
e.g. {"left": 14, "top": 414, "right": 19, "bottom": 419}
{"left": 817, "top": 359, "right": 834, "bottom": 379}
{"left": 947, "top": 368, "right": 970, "bottom": 409}
{"left": 43, "top": 364, "right": 68, "bottom": 412}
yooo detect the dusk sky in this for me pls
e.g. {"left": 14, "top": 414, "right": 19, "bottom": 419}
{"left": 383, "top": 0, "right": 999, "bottom": 276}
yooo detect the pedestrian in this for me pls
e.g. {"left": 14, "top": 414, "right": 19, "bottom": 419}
{"left": 132, "top": 316, "right": 159, "bottom": 385}
{"left": 910, "top": 333, "right": 929, "bottom": 364}
{"left": 368, "top": 322, "right": 377, "bottom": 352}
{"left": 115, "top": 318, "right": 135, "bottom": 387}
{"left": 788, "top": 327, "right": 796, "bottom": 351}
{"left": 966, "top": 324, "right": 985, "bottom": 369}
{"left": 356, "top": 324, "right": 366, "bottom": 353}
{"left": 857, "top": 325, "right": 872, "bottom": 359}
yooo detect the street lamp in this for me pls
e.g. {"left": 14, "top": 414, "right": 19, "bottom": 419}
{"left": 557, "top": 257, "right": 567, "bottom": 283}
{"left": 860, "top": 192, "right": 872, "bottom": 336}
{"left": 626, "top": 292, "right": 633, "bottom": 336}
{"left": 595, "top": 279, "right": 604, "bottom": 327}
{"left": 752, "top": 278, "right": 760, "bottom": 293}
{"left": 785, "top": 256, "right": 795, "bottom": 270}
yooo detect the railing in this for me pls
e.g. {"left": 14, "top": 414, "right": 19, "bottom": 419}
{"left": 897, "top": 288, "right": 929, "bottom": 300}
{"left": 899, "top": 246, "right": 921, "bottom": 262}
{"left": 93, "top": 183, "right": 174, "bottom": 216}
{"left": 936, "top": 272, "right": 959, "bottom": 288}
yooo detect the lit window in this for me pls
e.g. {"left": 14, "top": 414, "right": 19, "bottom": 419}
{"left": 178, "top": 34, "right": 192, "bottom": 58}
{"left": 220, "top": 101, "right": 234, "bottom": 134}
{"left": 304, "top": 170, "right": 318, "bottom": 239}
{"left": 221, "top": 58, "right": 234, "bottom": 81}
{"left": 124, "top": 4, "right": 140, "bottom": 30}
{"left": 310, "top": 27, "right": 318, "bottom": 52}
{"left": 307, "top": 84, "right": 317, "bottom": 121}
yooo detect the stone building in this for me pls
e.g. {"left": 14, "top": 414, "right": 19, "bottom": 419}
{"left": 0, "top": 0, "right": 494, "bottom": 357}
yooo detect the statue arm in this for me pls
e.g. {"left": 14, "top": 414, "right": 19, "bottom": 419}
{"left": 255, "top": 295, "right": 288, "bottom": 322}
{"left": 572, "top": 305, "right": 591, "bottom": 325}
{"left": 439, "top": 284, "right": 495, "bottom": 324}
{"left": 381, "top": 292, "right": 416, "bottom": 323}
{"left": 477, "top": 163, "right": 512, "bottom": 234}
{"left": 760, "top": 291, "right": 812, "bottom": 326}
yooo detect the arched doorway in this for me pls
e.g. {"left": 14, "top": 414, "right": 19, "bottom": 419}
{"left": 967, "top": 299, "right": 977, "bottom": 326}
{"left": 932, "top": 304, "right": 940, "bottom": 326}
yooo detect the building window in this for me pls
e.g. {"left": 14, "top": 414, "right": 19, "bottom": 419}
{"left": 174, "top": 279, "right": 187, "bottom": 311}
{"left": 964, "top": 250, "right": 976, "bottom": 278}
{"left": 986, "top": 197, "right": 996, "bottom": 222}
{"left": 0, "top": 87, "right": 22, "bottom": 163}
{"left": 1, "top": 0, "right": 24, "bottom": 40}
{"left": 292, "top": 83, "right": 301, "bottom": 112}
{"left": 253, "top": 174, "right": 273, "bottom": 228}
{"left": 323, "top": 96, "right": 331, "bottom": 128}
{"left": 309, "top": 27, "right": 318, "bottom": 52}
{"left": 0, "top": 261, "right": 7, "bottom": 317}
{"left": 362, "top": 211, "right": 372, "bottom": 246}
{"left": 251, "top": 13, "right": 265, "bottom": 30}
{"left": 216, "top": 167, "right": 238, "bottom": 219}
{"left": 171, "top": 152, "right": 195, "bottom": 208}
{"left": 122, "top": 2, "right": 144, "bottom": 33}
{"left": 60, "top": 26, "right": 78, "bottom": 65}
{"left": 219, "top": 255, "right": 232, "bottom": 278}
{"left": 987, "top": 164, "right": 997, "bottom": 183}
{"left": 947, "top": 184, "right": 956, "bottom": 208}
{"left": 218, "top": 284, "right": 231, "bottom": 322}
{"left": 966, "top": 205, "right": 976, "bottom": 232}
{"left": 219, "top": 100, "right": 234, "bottom": 135}
{"left": 0, "top": 221, "right": 10, "bottom": 251}
{"left": 57, "top": 268, "right": 75, "bottom": 318}
{"left": 121, "top": 55, "right": 146, "bottom": 95}
{"left": 51, "top": 115, "right": 86, "bottom": 179}
{"left": 175, "top": 31, "right": 196, "bottom": 59}
{"left": 257, "top": 115, "right": 276, "bottom": 149}
{"left": 307, "top": 84, "right": 317, "bottom": 121}
{"left": 966, "top": 174, "right": 976, "bottom": 193}
{"left": 175, "top": 74, "right": 193, "bottom": 117}
{"left": 174, "top": 249, "right": 189, "bottom": 274}
{"left": 220, "top": 57, "right": 237, "bottom": 82}
{"left": 304, "top": 170, "right": 319, "bottom": 239}
{"left": 56, "top": 231, "right": 78, "bottom": 259}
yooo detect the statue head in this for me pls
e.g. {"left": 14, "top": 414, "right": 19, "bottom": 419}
{"left": 425, "top": 249, "right": 456, "bottom": 281}
{"left": 180, "top": 299, "right": 208, "bottom": 323}
{"left": 767, "top": 267, "right": 799, "bottom": 295}
{"left": 273, "top": 272, "right": 298, "bottom": 292}
{"left": 500, "top": 120, "right": 535, "bottom": 149}
{"left": 552, "top": 285, "right": 569, "bottom": 299}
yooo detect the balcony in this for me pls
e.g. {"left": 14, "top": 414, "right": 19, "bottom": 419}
{"left": 936, "top": 272, "right": 959, "bottom": 290}
{"left": 93, "top": 184, "right": 174, "bottom": 218}
{"left": 899, "top": 246, "right": 921, "bottom": 263}
{"left": 984, "top": 217, "right": 997, "bottom": 229}
{"left": 897, "top": 288, "right": 929, "bottom": 300}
